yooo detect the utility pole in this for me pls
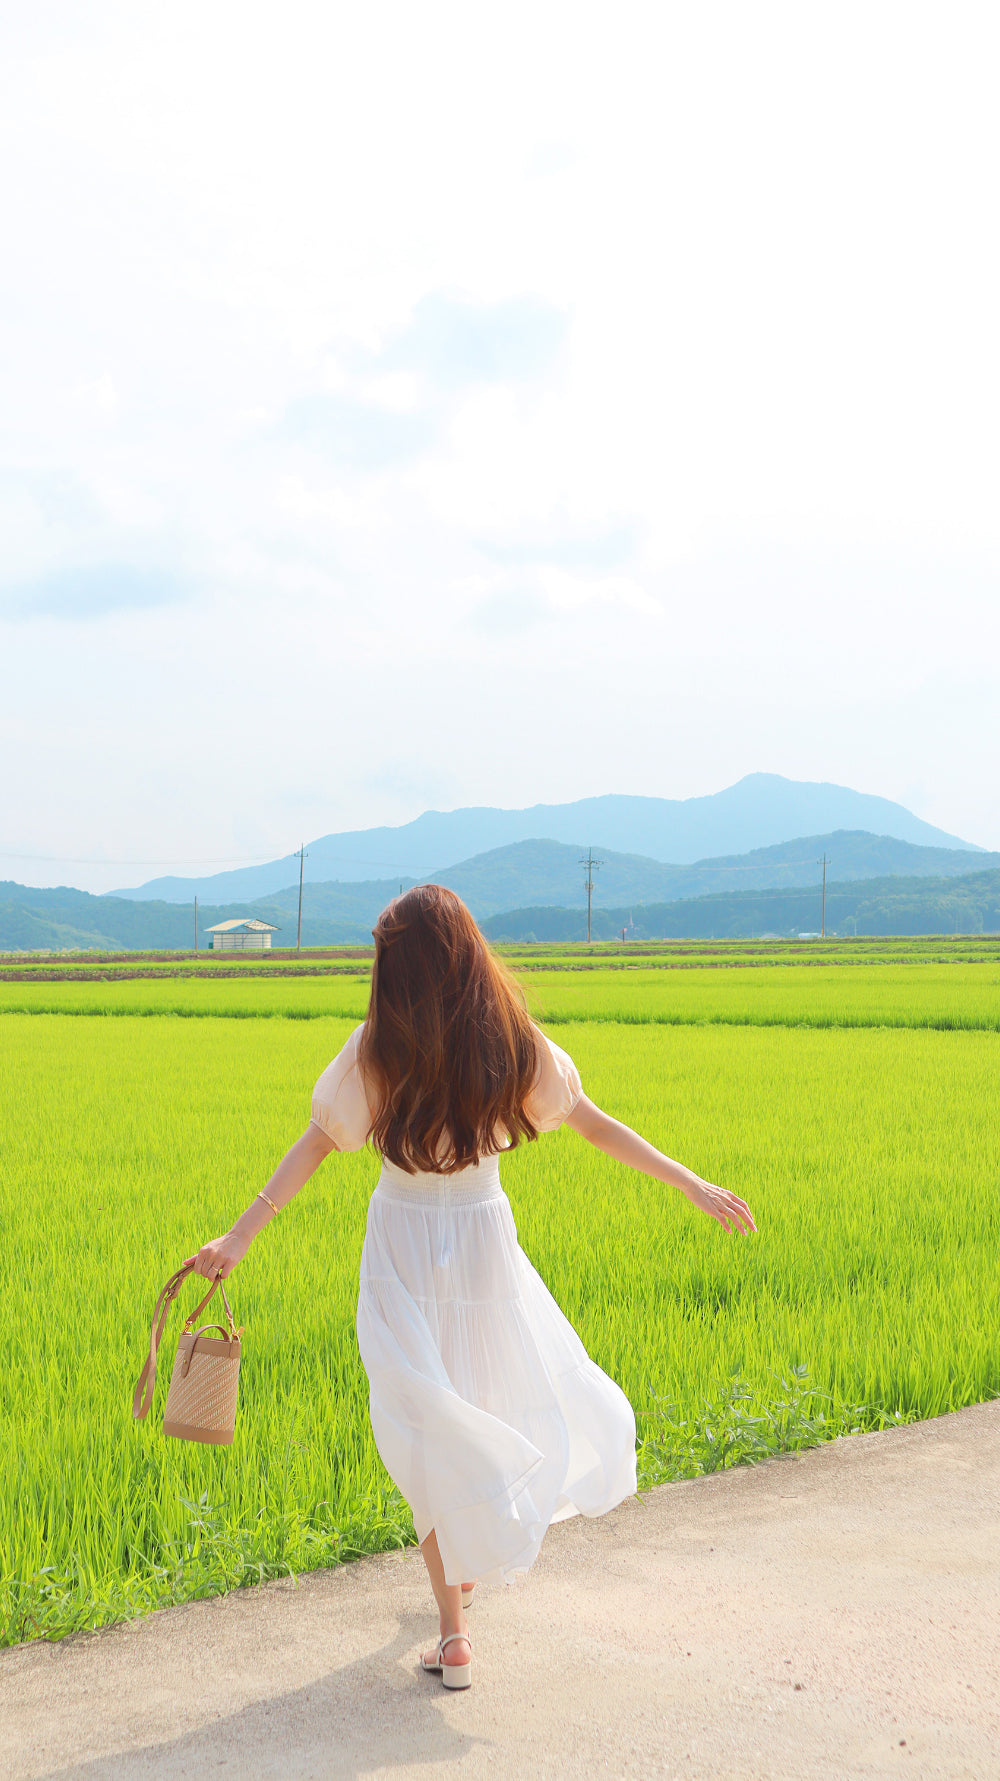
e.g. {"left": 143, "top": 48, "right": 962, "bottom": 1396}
{"left": 579, "top": 848, "right": 603, "bottom": 944}
{"left": 194, "top": 896, "right": 198, "bottom": 955}
{"left": 296, "top": 843, "right": 308, "bottom": 952}
{"left": 817, "top": 853, "right": 829, "bottom": 939}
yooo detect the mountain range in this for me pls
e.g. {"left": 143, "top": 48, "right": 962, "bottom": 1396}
{"left": 2, "top": 776, "right": 989, "bottom": 951}
{"left": 111, "top": 774, "right": 979, "bottom": 903}
{"left": 3, "top": 829, "right": 998, "bottom": 951}
{"left": 409, "top": 831, "right": 995, "bottom": 916}
{"left": 481, "top": 867, "right": 1000, "bottom": 942}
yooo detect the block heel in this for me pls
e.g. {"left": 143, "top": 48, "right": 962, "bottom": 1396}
{"left": 421, "top": 1630, "right": 472, "bottom": 1690}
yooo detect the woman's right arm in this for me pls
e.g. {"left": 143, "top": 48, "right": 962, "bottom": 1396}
{"left": 185, "top": 1122, "right": 337, "bottom": 1279}
{"left": 564, "top": 1095, "right": 756, "bottom": 1235}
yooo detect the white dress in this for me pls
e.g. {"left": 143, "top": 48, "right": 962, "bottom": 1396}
{"left": 310, "top": 1024, "right": 638, "bottom": 1588}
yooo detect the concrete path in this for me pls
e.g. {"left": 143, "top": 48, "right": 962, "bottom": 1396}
{"left": 3, "top": 1400, "right": 998, "bottom": 1781}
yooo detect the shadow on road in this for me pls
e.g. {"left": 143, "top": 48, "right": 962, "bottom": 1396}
{"left": 35, "top": 1609, "right": 490, "bottom": 1780}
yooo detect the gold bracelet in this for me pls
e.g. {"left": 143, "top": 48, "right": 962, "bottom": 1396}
{"left": 257, "top": 1192, "right": 280, "bottom": 1216}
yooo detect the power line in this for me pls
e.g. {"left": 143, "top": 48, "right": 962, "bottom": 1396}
{"left": 0, "top": 849, "right": 294, "bottom": 866}
{"left": 0, "top": 843, "right": 852, "bottom": 877}
{"left": 288, "top": 854, "right": 435, "bottom": 872}
{"left": 0, "top": 811, "right": 873, "bottom": 875}
{"left": 0, "top": 848, "right": 438, "bottom": 872}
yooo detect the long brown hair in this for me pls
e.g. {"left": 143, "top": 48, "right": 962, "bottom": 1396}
{"left": 358, "top": 884, "right": 541, "bottom": 1174}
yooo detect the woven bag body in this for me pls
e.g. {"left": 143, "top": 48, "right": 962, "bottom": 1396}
{"left": 163, "top": 1326, "right": 241, "bottom": 1445}
{"left": 134, "top": 1264, "right": 242, "bottom": 1445}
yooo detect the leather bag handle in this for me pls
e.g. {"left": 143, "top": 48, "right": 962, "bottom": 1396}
{"left": 179, "top": 1322, "right": 242, "bottom": 1377}
{"left": 132, "top": 1265, "right": 238, "bottom": 1421}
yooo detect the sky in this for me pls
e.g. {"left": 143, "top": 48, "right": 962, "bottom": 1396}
{"left": 2, "top": 1, "right": 999, "bottom": 893}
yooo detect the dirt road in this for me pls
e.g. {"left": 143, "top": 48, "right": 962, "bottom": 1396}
{"left": 3, "top": 1399, "right": 997, "bottom": 1780}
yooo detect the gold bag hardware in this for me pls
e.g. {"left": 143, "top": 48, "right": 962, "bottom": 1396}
{"left": 133, "top": 1263, "right": 243, "bottom": 1446}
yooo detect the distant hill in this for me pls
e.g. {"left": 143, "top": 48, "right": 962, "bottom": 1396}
{"left": 0, "top": 881, "right": 370, "bottom": 953}
{"left": 111, "top": 774, "right": 980, "bottom": 903}
{"left": 480, "top": 869, "right": 1000, "bottom": 942}
{"left": 3, "top": 827, "right": 998, "bottom": 951}
{"left": 431, "top": 831, "right": 999, "bottom": 916}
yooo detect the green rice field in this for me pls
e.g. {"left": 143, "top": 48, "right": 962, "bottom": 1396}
{"left": 2, "top": 938, "right": 999, "bottom": 1646}
{"left": 2, "top": 956, "right": 1000, "bottom": 1029}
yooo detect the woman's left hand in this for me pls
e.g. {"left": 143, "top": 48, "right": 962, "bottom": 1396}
{"left": 680, "top": 1177, "right": 757, "bottom": 1234}
{"left": 184, "top": 1229, "right": 252, "bottom": 1280}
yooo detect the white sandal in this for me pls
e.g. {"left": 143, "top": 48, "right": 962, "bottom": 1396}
{"left": 461, "top": 1583, "right": 476, "bottom": 1609}
{"left": 420, "top": 1630, "right": 472, "bottom": 1690}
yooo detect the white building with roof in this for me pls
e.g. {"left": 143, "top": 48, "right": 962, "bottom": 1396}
{"left": 204, "top": 917, "right": 279, "bottom": 952}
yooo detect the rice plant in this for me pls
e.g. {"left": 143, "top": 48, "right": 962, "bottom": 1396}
{"left": 2, "top": 976, "right": 998, "bottom": 1646}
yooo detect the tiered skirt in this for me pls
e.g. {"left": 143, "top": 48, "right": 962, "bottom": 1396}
{"left": 356, "top": 1155, "right": 637, "bottom": 1587}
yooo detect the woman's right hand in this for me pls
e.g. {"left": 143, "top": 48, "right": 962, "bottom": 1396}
{"left": 184, "top": 1229, "right": 253, "bottom": 1281}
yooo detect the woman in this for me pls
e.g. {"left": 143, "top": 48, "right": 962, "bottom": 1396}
{"left": 189, "top": 886, "right": 755, "bottom": 1690}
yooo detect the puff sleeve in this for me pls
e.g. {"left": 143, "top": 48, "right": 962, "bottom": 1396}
{"left": 310, "top": 1025, "right": 373, "bottom": 1152}
{"left": 524, "top": 1024, "right": 584, "bottom": 1132}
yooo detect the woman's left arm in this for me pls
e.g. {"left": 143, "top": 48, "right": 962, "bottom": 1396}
{"left": 186, "top": 1122, "right": 337, "bottom": 1279}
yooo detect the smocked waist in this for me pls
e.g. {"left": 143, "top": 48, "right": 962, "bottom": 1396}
{"left": 374, "top": 1153, "right": 504, "bottom": 1209}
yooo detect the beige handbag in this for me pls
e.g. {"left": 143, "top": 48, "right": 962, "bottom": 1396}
{"left": 133, "top": 1263, "right": 243, "bottom": 1445}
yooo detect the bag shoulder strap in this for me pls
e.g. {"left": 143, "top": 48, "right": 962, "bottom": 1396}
{"left": 132, "top": 1265, "right": 230, "bottom": 1420}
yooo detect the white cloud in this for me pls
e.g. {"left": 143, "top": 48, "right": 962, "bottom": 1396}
{"left": 1, "top": 563, "right": 183, "bottom": 620}
{"left": 73, "top": 375, "right": 118, "bottom": 417}
{"left": 275, "top": 475, "right": 379, "bottom": 529}
{"left": 361, "top": 373, "right": 424, "bottom": 413}
{"left": 533, "top": 567, "right": 662, "bottom": 620}
{"left": 1, "top": 0, "right": 999, "bottom": 890}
